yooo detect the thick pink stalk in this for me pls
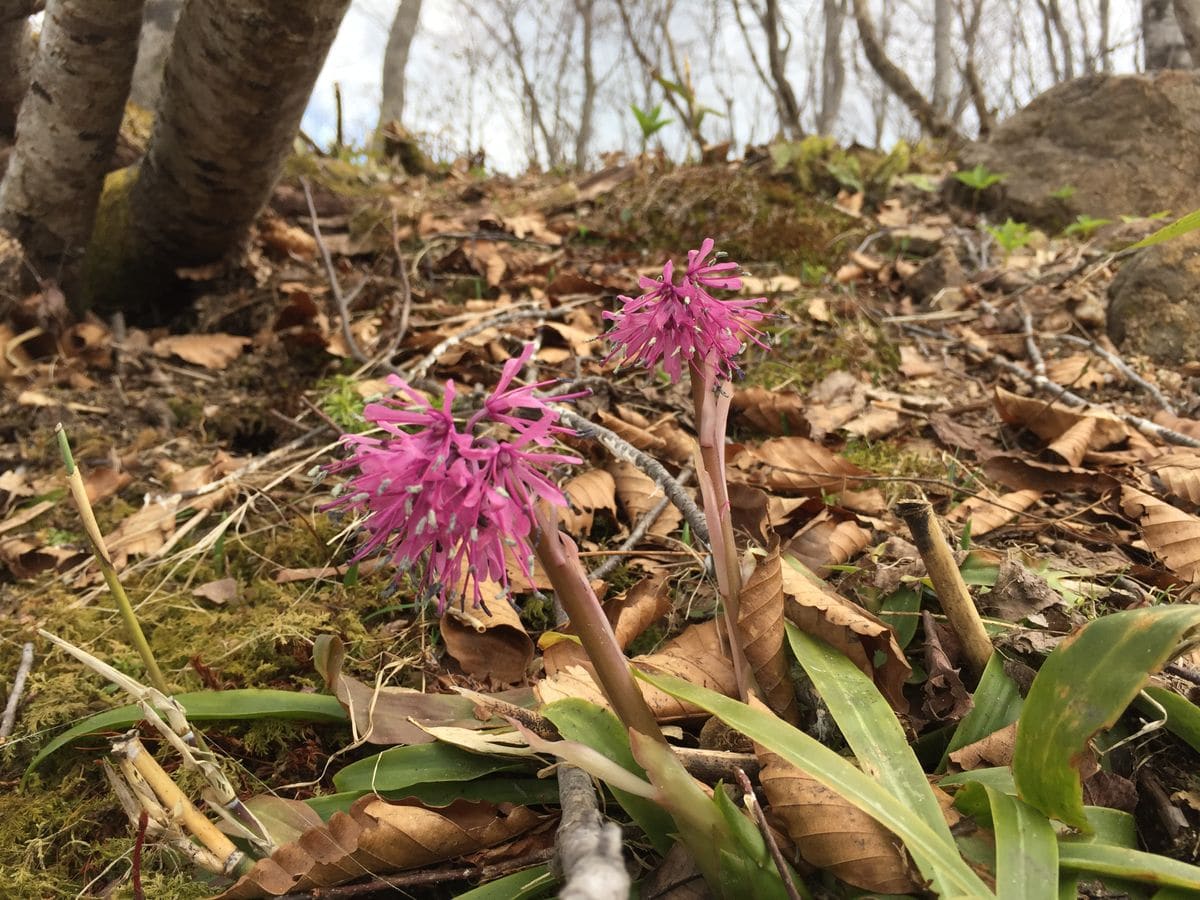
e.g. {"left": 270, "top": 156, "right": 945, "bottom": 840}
{"left": 533, "top": 505, "right": 666, "bottom": 743}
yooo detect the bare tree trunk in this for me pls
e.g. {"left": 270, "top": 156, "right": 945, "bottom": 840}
{"left": 129, "top": 0, "right": 183, "bottom": 109}
{"left": 1099, "top": 0, "right": 1113, "bottom": 70}
{"left": 574, "top": 0, "right": 596, "bottom": 169}
{"left": 1144, "top": 0, "right": 1192, "bottom": 68}
{"left": 0, "top": 0, "right": 143, "bottom": 282}
{"left": 0, "top": 2, "right": 35, "bottom": 138}
{"left": 87, "top": 0, "right": 352, "bottom": 313}
{"left": 851, "top": 0, "right": 963, "bottom": 141}
{"left": 761, "top": 0, "right": 804, "bottom": 137}
{"left": 818, "top": 0, "right": 847, "bottom": 134}
{"left": 379, "top": 0, "right": 425, "bottom": 129}
{"left": 1173, "top": 0, "right": 1200, "bottom": 62}
{"left": 932, "top": 0, "right": 953, "bottom": 114}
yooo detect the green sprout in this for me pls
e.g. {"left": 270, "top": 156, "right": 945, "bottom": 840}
{"left": 953, "top": 163, "right": 1005, "bottom": 192}
{"left": 1063, "top": 214, "right": 1113, "bottom": 239}
{"left": 985, "top": 218, "right": 1034, "bottom": 254}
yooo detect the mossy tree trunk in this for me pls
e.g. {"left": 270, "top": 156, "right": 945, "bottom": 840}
{"left": 0, "top": 2, "right": 35, "bottom": 139}
{"left": 0, "top": 0, "right": 143, "bottom": 282}
{"left": 88, "top": 0, "right": 352, "bottom": 315}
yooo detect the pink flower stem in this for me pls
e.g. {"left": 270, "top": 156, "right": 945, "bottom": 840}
{"left": 533, "top": 504, "right": 667, "bottom": 744}
{"left": 689, "top": 359, "right": 758, "bottom": 703}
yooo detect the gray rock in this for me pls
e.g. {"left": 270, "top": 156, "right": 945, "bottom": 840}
{"left": 953, "top": 72, "right": 1200, "bottom": 231}
{"left": 1107, "top": 230, "right": 1200, "bottom": 365}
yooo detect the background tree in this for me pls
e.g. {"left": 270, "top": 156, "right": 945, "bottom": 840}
{"left": 378, "top": 0, "right": 424, "bottom": 131}
{"left": 1144, "top": 0, "right": 1192, "bottom": 68}
{"left": 1172, "top": 0, "right": 1200, "bottom": 62}
{"left": 0, "top": 1, "right": 34, "bottom": 139}
{"left": 128, "top": 0, "right": 184, "bottom": 109}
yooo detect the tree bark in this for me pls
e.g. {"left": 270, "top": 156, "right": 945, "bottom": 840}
{"left": 129, "top": 0, "right": 184, "bottom": 109}
{"left": 1144, "top": 0, "right": 1192, "bottom": 68}
{"left": 574, "top": 0, "right": 595, "bottom": 169}
{"left": 0, "top": 0, "right": 143, "bottom": 281}
{"left": 851, "top": 0, "right": 963, "bottom": 142}
{"left": 932, "top": 0, "right": 953, "bottom": 114}
{"left": 818, "top": 0, "right": 848, "bottom": 134}
{"left": 761, "top": 0, "right": 803, "bottom": 137}
{"left": 378, "top": 0, "right": 424, "bottom": 130}
{"left": 87, "top": 0, "right": 352, "bottom": 313}
{"left": 0, "top": 2, "right": 35, "bottom": 138}
{"left": 1173, "top": 0, "right": 1200, "bottom": 63}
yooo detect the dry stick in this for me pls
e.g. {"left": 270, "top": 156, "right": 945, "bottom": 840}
{"left": 895, "top": 497, "right": 993, "bottom": 679}
{"left": 735, "top": 769, "right": 803, "bottom": 900}
{"left": 557, "top": 408, "right": 709, "bottom": 546}
{"left": 56, "top": 425, "right": 169, "bottom": 694}
{"left": 588, "top": 468, "right": 694, "bottom": 582}
{"left": 1053, "top": 333, "right": 1177, "bottom": 414}
{"left": 403, "top": 299, "right": 594, "bottom": 382}
{"left": 555, "top": 764, "right": 631, "bottom": 900}
{"left": 1017, "top": 301, "right": 1047, "bottom": 378}
{"left": 301, "top": 177, "right": 369, "bottom": 365}
{"left": 904, "top": 323, "right": 1200, "bottom": 450}
{"left": 0, "top": 641, "right": 33, "bottom": 739}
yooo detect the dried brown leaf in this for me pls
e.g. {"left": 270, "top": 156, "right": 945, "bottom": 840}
{"left": 946, "top": 488, "right": 1040, "bottom": 537}
{"left": 948, "top": 722, "right": 1018, "bottom": 772}
{"left": 544, "top": 576, "right": 670, "bottom": 674}
{"left": 731, "top": 386, "right": 810, "bottom": 436}
{"left": 218, "top": 796, "right": 545, "bottom": 898}
{"left": 1121, "top": 486, "right": 1200, "bottom": 582}
{"left": 739, "top": 542, "right": 800, "bottom": 723}
{"left": 561, "top": 468, "right": 617, "bottom": 536}
{"left": 441, "top": 590, "right": 533, "bottom": 685}
{"left": 780, "top": 557, "right": 910, "bottom": 712}
{"left": 1042, "top": 416, "right": 1096, "bottom": 467}
{"left": 756, "top": 741, "right": 918, "bottom": 894}
{"left": 153, "top": 333, "right": 251, "bottom": 370}
{"left": 103, "top": 496, "right": 179, "bottom": 567}
{"left": 608, "top": 461, "right": 682, "bottom": 539}
{"left": 993, "top": 386, "right": 1126, "bottom": 449}
{"left": 1045, "top": 353, "right": 1110, "bottom": 391}
{"left": 730, "top": 437, "right": 867, "bottom": 493}
{"left": 784, "top": 511, "right": 872, "bottom": 575}
{"left": 1148, "top": 451, "right": 1200, "bottom": 506}
{"left": 982, "top": 454, "right": 1118, "bottom": 494}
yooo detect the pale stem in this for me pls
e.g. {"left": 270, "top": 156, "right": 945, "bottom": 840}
{"left": 533, "top": 505, "right": 666, "bottom": 743}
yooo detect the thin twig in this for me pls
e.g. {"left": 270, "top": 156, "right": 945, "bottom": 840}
{"left": 735, "top": 768, "right": 802, "bottom": 900}
{"left": 387, "top": 210, "right": 413, "bottom": 353}
{"left": 301, "top": 176, "right": 369, "bottom": 365}
{"left": 0, "top": 641, "right": 34, "bottom": 739}
{"left": 557, "top": 408, "right": 709, "bottom": 546}
{"left": 589, "top": 468, "right": 694, "bottom": 581}
{"left": 1053, "top": 333, "right": 1176, "bottom": 414}
{"left": 1016, "top": 301, "right": 1046, "bottom": 378}
{"left": 555, "top": 764, "right": 630, "bottom": 900}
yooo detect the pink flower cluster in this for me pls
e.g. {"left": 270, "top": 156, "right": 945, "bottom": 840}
{"left": 603, "top": 238, "right": 770, "bottom": 382}
{"left": 327, "top": 345, "right": 582, "bottom": 611}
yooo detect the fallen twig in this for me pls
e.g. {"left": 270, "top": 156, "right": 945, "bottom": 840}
{"left": 1053, "top": 333, "right": 1176, "bottom": 414}
{"left": 0, "top": 641, "right": 33, "bottom": 739}
{"left": 589, "top": 468, "right": 694, "bottom": 582}
{"left": 735, "top": 768, "right": 803, "bottom": 900}
{"left": 301, "top": 177, "right": 369, "bottom": 365}
{"left": 555, "top": 764, "right": 630, "bottom": 900}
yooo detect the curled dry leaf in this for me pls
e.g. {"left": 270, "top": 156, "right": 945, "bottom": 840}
{"left": 1042, "top": 416, "right": 1097, "bottom": 467}
{"left": 946, "top": 488, "right": 1041, "bottom": 538}
{"left": 543, "top": 576, "right": 670, "bottom": 673}
{"left": 1147, "top": 451, "right": 1200, "bottom": 506}
{"left": 560, "top": 468, "right": 617, "bottom": 536}
{"left": 755, "top": 743, "right": 919, "bottom": 894}
{"left": 947, "top": 722, "right": 1018, "bottom": 772}
{"left": 313, "top": 635, "right": 498, "bottom": 745}
{"left": 783, "top": 510, "right": 873, "bottom": 575}
{"left": 982, "top": 454, "right": 1118, "bottom": 495}
{"left": 1044, "top": 353, "right": 1110, "bottom": 391}
{"left": 731, "top": 385, "right": 810, "bottom": 436}
{"left": 536, "top": 620, "right": 738, "bottom": 722}
{"left": 780, "top": 557, "right": 911, "bottom": 712}
{"left": 216, "top": 795, "right": 546, "bottom": 898}
{"left": 153, "top": 333, "right": 252, "bottom": 370}
{"left": 102, "top": 496, "right": 179, "bottom": 568}
{"left": 1120, "top": 486, "right": 1200, "bottom": 583}
{"left": 738, "top": 541, "right": 801, "bottom": 723}
{"left": 993, "top": 386, "right": 1127, "bottom": 449}
{"left": 441, "top": 589, "right": 534, "bottom": 685}
{"left": 608, "top": 461, "right": 683, "bottom": 540}
{"left": 0, "top": 537, "right": 84, "bottom": 579}
{"left": 730, "top": 436, "right": 867, "bottom": 493}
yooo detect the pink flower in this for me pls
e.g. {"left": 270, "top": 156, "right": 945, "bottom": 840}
{"left": 603, "top": 238, "right": 770, "bottom": 382}
{"left": 327, "top": 345, "right": 582, "bottom": 611}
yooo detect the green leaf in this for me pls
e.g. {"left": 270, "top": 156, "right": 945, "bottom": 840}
{"left": 332, "top": 741, "right": 532, "bottom": 793}
{"left": 879, "top": 586, "right": 921, "bottom": 649}
{"left": 1013, "top": 606, "right": 1200, "bottom": 830}
{"left": 1128, "top": 207, "right": 1200, "bottom": 250}
{"left": 1136, "top": 685, "right": 1200, "bottom": 754}
{"left": 26, "top": 689, "right": 347, "bottom": 775}
{"left": 712, "top": 786, "right": 800, "bottom": 900}
{"left": 635, "top": 669, "right": 994, "bottom": 898}
{"left": 987, "top": 786, "right": 1058, "bottom": 900}
{"left": 1058, "top": 843, "right": 1200, "bottom": 892}
{"left": 455, "top": 864, "right": 557, "bottom": 899}
{"left": 941, "top": 652, "right": 1022, "bottom": 770}
{"left": 543, "top": 699, "right": 676, "bottom": 855}
{"left": 786, "top": 625, "right": 955, "bottom": 850}
{"left": 305, "top": 777, "right": 561, "bottom": 820}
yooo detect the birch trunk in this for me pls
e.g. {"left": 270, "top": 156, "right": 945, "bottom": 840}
{"left": 129, "top": 0, "right": 184, "bottom": 109}
{"left": 932, "top": 0, "right": 953, "bottom": 114}
{"left": 378, "top": 0, "right": 424, "bottom": 130}
{"left": 0, "top": 0, "right": 143, "bottom": 280}
{"left": 1144, "top": 0, "right": 1192, "bottom": 68}
{"left": 0, "top": 2, "right": 35, "bottom": 138}
{"left": 1173, "top": 0, "right": 1200, "bottom": 63}
{"left": 88, "top": 0, "right": 352, "bottom": 312}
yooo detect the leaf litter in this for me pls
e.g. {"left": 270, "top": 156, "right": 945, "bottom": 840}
{"left": 1, "top": 148, "right": 1200, "bottom": 896}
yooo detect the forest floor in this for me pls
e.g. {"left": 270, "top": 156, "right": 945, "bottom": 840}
{"left": 1, "top": 142, "right": 1199, "bottom": 898}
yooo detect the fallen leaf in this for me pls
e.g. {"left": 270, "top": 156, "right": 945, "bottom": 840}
{"left": 739, "top": 541, "right": 800, "bottom": 723}
{"left": 0, "top": 537, "right": 84, "bottom": 579}
{"left": 0, "top": 499, "right": 55, "bottom": 536}
{"left": 561, "top": 468, "right": 617, "bottom": 536}
{"left": 441, "top": 589, "right": 534, "bottom": 685}
{"left": 1045, "top": 354, "right": 1110, "bottom": 391}
{"left": 153, "top": 334, "right": 251, "bottom": 370}
{"left": 784, "top": 512, "right": 872, "bottom": 574}
{"left": 103, "top": 496, "right": 179, "bottom": 567}
{"left": 993, "top": 386, "right": 1126, "bottom": 449}
{"left": 1121, "top": 486, "right": 1200, "bottom": 582}
{"left": 731, "top": 386, "right": 810, "bottom": 436}
{"left": 730, "top": 437, "right": 867, "bottom": 493}
{"left": 948, "top": 722, "right": 1018, "bottom": 772}
{"left": 193, "top": 578, "right": 238, "bottom": 605}
{"left": 946, "top": 489, "right": 1041, "bottom": 537}
{"left": 842, "top": 405, "right": 902, "bottom": 440}
{"left": 608, "top": 461, "right": 682, "bottom": 540}
{"left": 1147, "top": 451, "right": 1200, "bottom": 506}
